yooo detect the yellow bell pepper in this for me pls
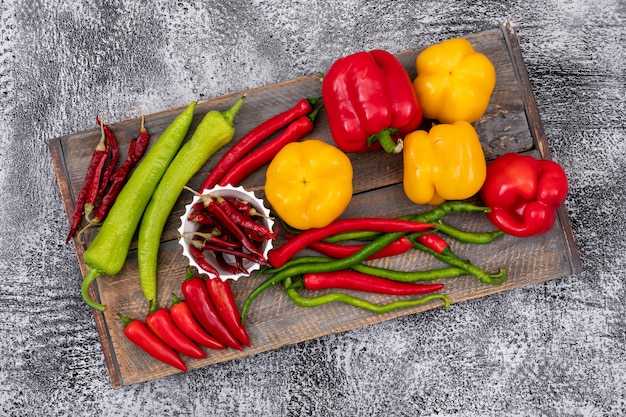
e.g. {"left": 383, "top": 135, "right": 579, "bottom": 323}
{"left": 265, "top": 139, "right": 353, "bottom": 230}
{"left": 413, "top": 37, "right": 496, "bottom": 124}
{"left": 403, "top": 121, "right": 486, "bottom": 205}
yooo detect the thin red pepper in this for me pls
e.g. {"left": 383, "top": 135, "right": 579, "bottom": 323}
{"left": 268, "top": 218, "right": 434, "bottom": 268}
{"left": 83, "top": 119, "right": 110, "bottom": 218}
{"left": 218, "top": 106, "right": 322, "bottom": 187}
{"left": 189, "top": 244, "right": 222, "bottom": 278}
{"left": 415, "top": 233, "right": 450, "bottom": 255}
{"left": 214, "top": 196, "right": 275, "bottom": 241}
{"left": 205, "top": 277, "right": 251, "bottom": 347}
{"left": 89, "top": 115, "right": 150, "bottom": 225}
{"left": 119, "top": 313, "right": 187, "bottom": 372}
{"left": 306, "top": 236, "right": 413, "bottom": 260}
{"left": 302, "top": 270, "right": 444, "bottom": 295}
{"left": 65, "top": 125, "right": 108, "bottom": 243}
{"left": 95, "top": 115, "right": 119, "bottom": 198}
{"left": 169, "top": 293, "right": 225, "bottom": 350}
{"left": 203, "top": 197, "right": 268, "bottom": 261}
{"left": 146, "top": 302, "right": 207, "bottom": 359}
{"left": 200, "top": 242, "right": 271, "bottom": 266}
{"left": 201, "top": 97, "right": 319, "bottom": 191}
{"left": 181, "top": 268, "right": 242, "bottom": 350}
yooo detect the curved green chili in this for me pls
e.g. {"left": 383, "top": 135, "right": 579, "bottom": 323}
{"left": 434, "top": 221, "right": 504, "bottom": 244}
{"left": 282, "top": 277, "right": 450, "bottom": 312}
{"left": 413, "top": 242, "right": 507, "bottom": 285}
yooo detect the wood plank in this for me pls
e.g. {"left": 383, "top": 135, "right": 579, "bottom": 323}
{"left": 49, "top": 22, "right": 581, "bottom": 388}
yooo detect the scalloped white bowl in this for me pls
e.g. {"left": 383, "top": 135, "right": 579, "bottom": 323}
{"left": 178, "top": 184, "right": 274, "bottom": 281}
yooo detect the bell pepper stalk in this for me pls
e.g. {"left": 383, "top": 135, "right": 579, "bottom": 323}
{"left": 264, "top": 139, "right": 353, "bottom": 230}
{"left": 322, "top": 49, "right": 423, "bottom": 153}
{"left": 403, "top": 120, "right": 487, "bottom": 205}
{"left": 479, "top": 152, "right": 569, "bottom": 238}
{"left": 413, "top": 37, "right": 496, "bottom": 124}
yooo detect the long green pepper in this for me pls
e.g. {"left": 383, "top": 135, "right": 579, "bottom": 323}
{"left": 81, "top": 102, "right": 198, "bottom": 311}
{"left": 137, "top": 96, "right": 245, "bottom": 304}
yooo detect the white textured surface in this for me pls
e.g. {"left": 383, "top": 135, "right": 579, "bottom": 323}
{"left": 1, "top": 0, "right": 625, "bottom": 415}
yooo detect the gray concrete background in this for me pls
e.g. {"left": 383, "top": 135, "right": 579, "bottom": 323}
{"left": 1, "top": 1, "right": 625, "bottom": 415}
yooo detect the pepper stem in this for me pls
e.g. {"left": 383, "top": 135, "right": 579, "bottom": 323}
{"left": 222, "top": 95, "right": 246, "bottom": 125}
{"left": 81, "top": 268, "right": 106, "bottom": 311}
{"left": 367, "top": 128, "right": 402, "bottom": 153}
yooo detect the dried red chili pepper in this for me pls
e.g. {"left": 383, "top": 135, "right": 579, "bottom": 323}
{"left": 214, "top": 196, "right": 275, "bottom": 241}
{"left": 268, "top": 218, "right": 434, "bottom": 268}
{"left": 302, "top": 270, "right": 444, "bottom": 295}
{"left": 169, "top": 293, "right": 225, "bottom": 350}
{"left": 65, "top": 123, "right": 109, "bottom": 243}
{"left": 119, "top": 313, "right": 187, "bottom": 372}
{"left": 205, "top": 277, "right": 251, "bottom": 347}
{"left": 305, "top": 235, "right": 413, "bottom": 260}
{"left": 95, "top": 115, "right": 119, "bottom": 198}
{"left": 181, "top": 268, "right": 242, "bottom": 350}
{"left": 83, "top": 119, "right": 111, "bottom": 219}
{"left": 201, "top": 97, "right": 319, "bottom": 191}
{"left": 189, "top": 244, "right": 221, "bottom": 278}
{"left": 218, "top": 105, "right": 322, "bottom": 187}
{"left": 146, "top": 301, "right": 207, "bottom": 359}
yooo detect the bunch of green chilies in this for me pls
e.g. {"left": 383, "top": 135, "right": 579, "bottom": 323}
{"left": 240, "top": 200, "right": 507, "bottom": 321}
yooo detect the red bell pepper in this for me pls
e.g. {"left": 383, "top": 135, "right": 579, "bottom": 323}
{"left": 321, "top": 49, "right": 422, "bottom": 153}
{"left": 479, "top": 153, "right": 568, "bottom": 237}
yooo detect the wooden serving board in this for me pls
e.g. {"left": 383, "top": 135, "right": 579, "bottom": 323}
{"left": 49, "top": 22, "right": 582, "bottom": 388}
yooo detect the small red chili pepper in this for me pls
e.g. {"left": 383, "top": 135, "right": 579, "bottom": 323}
{"left": 205, "top": 277, "right": 251, "bottom": 347}
{"left": 268, "top": 218, "right": 434, "bottom": 268}
{"left": 181, "top": 268, "right": 242, "bottom": 350}
{"left": 203, "top": 197, "right": 267, "bottom": 261}
{"left": 83, "top": 118, "right": 111, "bottom": 218}
{"left": 200, "top": 97, "right": 319, "bottom": 191}
{"left": 65, "top": 124, "right": 109, "bottom": 243}
{"left": 189, "top": 244, "right": 221, "bottom": 278}
{"left": 415, "top": 233, "right": 450, "bottom": 255}
{"left": 119, "top": 313, "right": 187, "bottom": 372}
{"left": 223, "top": 197, "right": 263, "bottom": 217}
{"left": 218, "top": 106, "right": 322, "bottom": 187}
{"left": 306, "top": 235, "right": 413, "bottom": 260}
{"left": 95, "top": 115, "right": 119, "bottom": 198}
{"left": 89, "top": 115, "right": 150, "bottom": 225}
{"left": 302, "top": 270, "right": 444, "bottom": 295}
{"left": 214, "top": 196, "right": 275, "bottom": 241}
{"left": 169, "top": 293, "right": 225, "bottom": 350}
{"left": 145, "top": 301, "right": 207, "bottom": 359}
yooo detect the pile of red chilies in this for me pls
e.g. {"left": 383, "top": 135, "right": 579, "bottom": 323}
{"left": 66, "top": 114, "right": 150, "bottom": 243}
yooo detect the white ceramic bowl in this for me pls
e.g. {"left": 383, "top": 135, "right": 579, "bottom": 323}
{"left": 178, "top": 184, "right": 274, "bottom": 281}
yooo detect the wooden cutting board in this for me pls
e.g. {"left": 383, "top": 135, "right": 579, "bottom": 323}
{"left": 49, "top": 22, "right": 582, "bottom": 388}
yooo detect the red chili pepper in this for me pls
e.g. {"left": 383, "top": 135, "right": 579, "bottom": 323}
{"left": 146, "top": 302, "right": 207, "bottom": 359}
{"left": 479, "top": 153, "right": 569, "bottom": 237}
{"left": 95, "top": 115, "right": 119, "bottom": 198}
{"left": 306, "top": 236, "right": 413, "bottom": 260}
{"left": 89, "top": 115, "right": 150, "bottom": 225}
{"left": 83, "top": 118, "right": 111, "bottom": 218}
{"left": 181, "top": 268, "right": 242, "bottom": 350}
{"left": 169, "top": 293, "right": 226, "bottom": 350}
{"left": 268, "top": 218, "right": 434, "bottom": 268}
{"left": 200, "top": 97, "right": 319, "bottom": 191}
{"left": 321, "top": 49, "right": 422, "bottom": 153}
{"left": 119, "top": 313, "right": 187, "bottom": 372}
{"left": 415, "top": 233, "right": 449, "bottom": 255}
{"left": 214, "top": 196, "right": 275, "bottom": 241}
{"left": 218, "top": 106, "right": 322, "bottom": 187}
{"left": 203, "top": 197, "right": 267, "bottom": 261}
{"left": 302, "top": 270, "right": 444, "bottom": 295}
{"left": 65, "top": 124, "right": 109, "bottom": 243}
{"left": 189, "top": 244, "right": 222, "bottom": 277}
{"left": 205, "top": 277, "right": 251, "bottom": 347}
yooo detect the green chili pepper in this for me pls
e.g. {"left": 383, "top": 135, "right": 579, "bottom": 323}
{"left": 282, "top": 277, "right": 450, "bottom": 312}
{"left": 413, "top": 242, "right": 507, "bottom": 285}
{"left": 137, "top": 96, "right": 245, "bottom": 304}
{"left": 434, "top": 221, "right": 504, "bottom": 244}
{"left": 81, "top": 102, "right": 197, "bottom": 311}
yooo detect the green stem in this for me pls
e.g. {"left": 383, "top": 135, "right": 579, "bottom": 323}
{"left": 81, "top": 268, "right": 106, "bottom": 311}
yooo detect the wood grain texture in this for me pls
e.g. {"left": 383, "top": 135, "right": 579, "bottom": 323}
{"left": 49, "top": 24, "right": 581, "bottom": 388}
